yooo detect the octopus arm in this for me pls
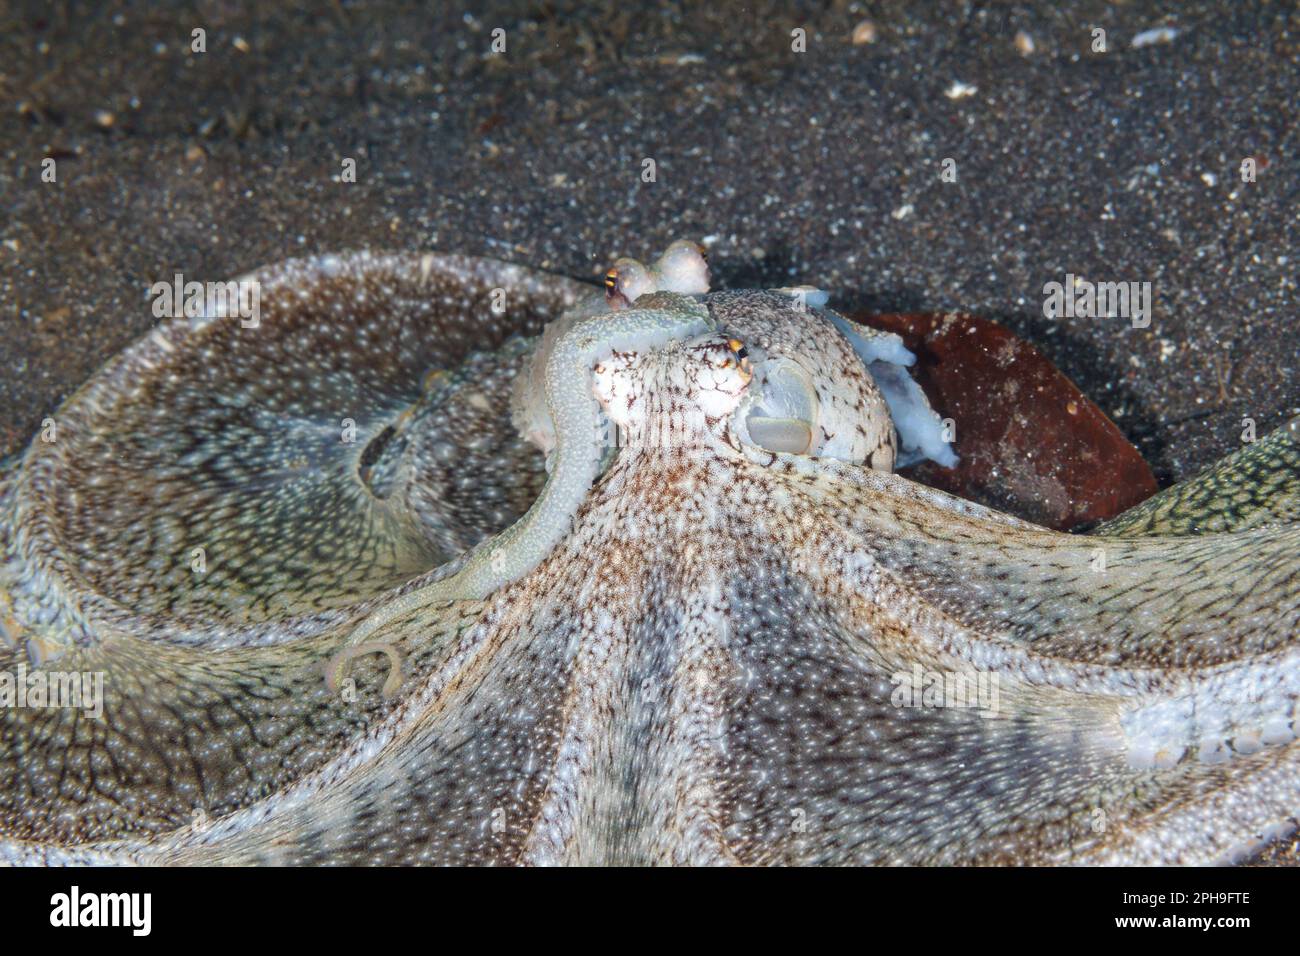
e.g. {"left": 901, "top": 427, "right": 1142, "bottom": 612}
{"left": 1094, "top": 415, "right": 1300, "bottom": 536}
{"left": 68, "top": 445, "right": 1300, "bottom": 866}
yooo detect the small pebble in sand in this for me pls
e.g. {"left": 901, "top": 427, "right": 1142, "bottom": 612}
{"left": 852, "top": 21, "right": 877, "bottom": 45}
{"left": 94, "top": 110, "right": 115, "bottom": 128}
{"left": 1131, "top": 26, "right": 1179, "bottom": 48}
{"left": 1014, "top": 31, "right": 1035, "bottom": 55}
{"left": 945, "top": 80, "right": 977, "bottom": 100}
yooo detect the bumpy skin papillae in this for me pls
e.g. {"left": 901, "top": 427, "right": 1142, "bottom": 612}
{"left": 1, "top": 245, "right": 1298, "bottom": 865}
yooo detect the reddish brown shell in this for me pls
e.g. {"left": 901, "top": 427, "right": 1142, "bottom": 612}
{"left": 854, "top": 312, "right": 1157, "bottom": 530}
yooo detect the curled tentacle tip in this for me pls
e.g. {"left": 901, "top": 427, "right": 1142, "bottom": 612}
{"left": 323, "top": 641, "right": 406, "bottom": 698}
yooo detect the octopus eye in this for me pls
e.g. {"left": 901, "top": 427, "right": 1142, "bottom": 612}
{"left": 727, "top": 338, "right": 749, "bottom": 360}
{"left": 604, "top": 269, "right": 620, "bottom": 294}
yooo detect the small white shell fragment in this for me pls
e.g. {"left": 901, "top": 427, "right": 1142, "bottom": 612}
{"left": 851, "top": 21, "right": 877, "bottom": 45}
{"left": 1131, "top": 26, "right": 1179, "bottom": 48}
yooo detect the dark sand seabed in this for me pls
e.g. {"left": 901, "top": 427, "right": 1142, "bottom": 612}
{"left": 0, "top": 0, "right": 1296, "bottom": 863}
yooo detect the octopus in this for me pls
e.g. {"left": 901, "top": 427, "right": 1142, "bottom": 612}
{"left": 0, "top": 239, "right": 1297, "bottom": 866}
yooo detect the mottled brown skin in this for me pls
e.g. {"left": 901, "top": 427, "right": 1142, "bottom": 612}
{"left": 0, "top": 252, "right": 1296, "bottom": 865}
